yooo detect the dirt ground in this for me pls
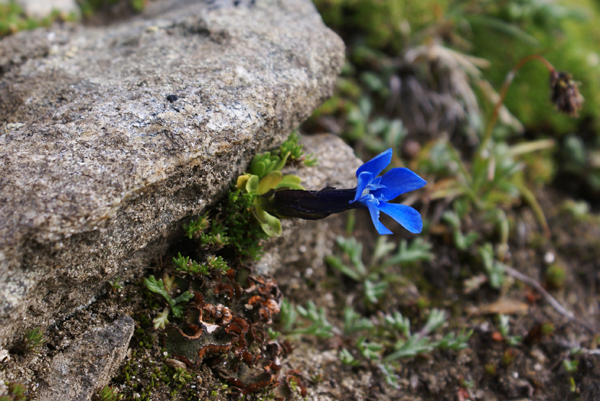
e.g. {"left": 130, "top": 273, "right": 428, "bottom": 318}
{"left": 114, "top": 185, "right": 600, "bottom": 401}
{"left": 266, "top": 188, "right": 600, "bottom": 401}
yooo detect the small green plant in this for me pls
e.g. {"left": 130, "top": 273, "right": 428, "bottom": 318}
{"left": 23, "top": 328, "right": 44, "bottom": 353}
{"left": 278, "top": 299, "right": 298, "bottom": 333}
{"left": 97, "top": 386, "right": 122, "bottom": 401}
{"left": 199, "top": 221, "right": 229, "bottom": 248}
{"left": 382, "top": 309, "right": 471, "bottom": 361}
{"left": 183, "top": 215, "right": 210, "bottom": 239}
{"left": 266, "top": 327, "right": 280, "bottom": 340}
{"left": 502, "top": 348, "right": 517, "bottom": 366}
{"left": 144, "top": 275, "right": 193, "bottom": 319}
{"left": 325, "top": 236, "right": 368, "bottom": 282}
{"left": 563, "top": 359, "right": 579, "bottom": 374}
{"left": 279, "top": 131, "right": 317, "bottom": 166}
{"left": 204, "top": 255, "right": 228, "bottom": 273}
{"left": 172, "top": 254, "right": 203, "bottom": 274}
{"left": 78, "top": 0, "right": 148, "bottom": 17}
{"left": 343, "top": 93, "right": 407, "bottom": 154}
{"left": 339, "top": 348, "right": 360, "bottom": 366}
{"left": 326, "top": 236, "right": 387, "bottom": 306}
{"left": 560, "top": 199, "right": 590, "bottom": 220}
{"left": 545, "top": 263, "right": 567, "bottom": 289}
{"left": 461, "top": 378, "right": 474, "bottom": 389}
{"left": 484, "top": 363, "right": 498, "bottom": 376}
{"left": 442, "top": 211, "right": 479, "bottom": 252}
{"left": 236, "top": 132, "right": 317, "bottom": 237}
{"left": 338, "top": 308, "right": 471, "bottom": 389}
{"left": 479, "top": 244, "right": 507, "bottom": 289}
{"left": 497, "top": 314, "right": 523, "bottom": 346}
{"left": 249, "top": 153, "right": 289, "bottom": 179}
{"left": 381, "top": 237, "right": 434, "bottom": 267}
{"left": 279, "top": 300, "right": 334, "bottom": 338}
{"left": 0, "top": 3, "right": 76, "bottom": 38}
{"left": 343, "top": 307, "right": 375, "bottom": 335}
{"left": 357, "top": 337, "right": 384, "bottom": 361}
{"left": 326, "top": 236, "right": 433, "bottom": 306}
{"left": 152, "top": 308, "right": 170, "bottom": 330}
{"left": 0, "top": 382, "right": 26, "bottom": 401}
{"left": 182, "top": 214, "right": 229, "bottom": 249}
{"left": 173, "top": 253, "right": 229, "bottom": 276}
{"left": 108, "top": 276, "right": 123, "bottom": 291}
{"left": 561, "top": 347, "right": 581, "bottom": 392}
{"left": 183, "top": 179, "right": 291, "bottom": 262}
{"left": 364, "top": 280, "right": 387, "bottom": 305}
{"left": 541, "top": 322, "right": 555, "bottom": 336}
{"left": 172, "top": 367, "right": 192, "bottom": 384}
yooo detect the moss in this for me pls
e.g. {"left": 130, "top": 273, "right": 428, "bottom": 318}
{"left": 313, "top": 0, "right": 450, "bottom": 53}
{"left": 78, "top": 0, "right": 146, "bottom": 19}
{"left": 545, "top": 263, "right": 567, "bottom": 289}
{"left": 0, "top": 3, "right": 75, "bottom": 37}
{"left": 96, "top": 386, "right": 122, "bottom": 401}
{"left": 0, "top": 382, "right": 26, "bottom": 401}
{"left": 114, "top": 348, "right": 214, "bottom": 401}
{"left": 23, "top": 327, "right": 44, "bottom": 353}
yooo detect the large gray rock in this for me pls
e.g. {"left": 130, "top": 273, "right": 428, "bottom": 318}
{"left": 0, "top": 0, "right": 344, "bottom": 348}
{"left": 36, "top": 316, "right": 134, "bottom": 401}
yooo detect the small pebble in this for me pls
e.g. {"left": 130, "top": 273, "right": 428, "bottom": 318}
{"left": 544, "top": 251, "right": 555, "bottom": 264}
{"left": 165, "top": 358, "right": 187, "bottom": 369}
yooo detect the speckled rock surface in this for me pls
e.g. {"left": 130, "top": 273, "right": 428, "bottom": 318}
{"left": 36, "top": 316, "right": 134, "bottom": 401}
{"left": 0, "top": 0, "right": 344, "bottom": 348}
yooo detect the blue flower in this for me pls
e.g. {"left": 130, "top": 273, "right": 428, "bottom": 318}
{"left": 257, "top": 148, "right": 425, "bottom": 235}
{"left": 350, "top": 149, "right": 426, "bottom": 234}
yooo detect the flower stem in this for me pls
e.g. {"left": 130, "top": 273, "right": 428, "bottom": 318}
{"left": 479, "top": 54, "right": 556, "bottom": 154}
{"left": 517, "top": 182, "right": 551, "bottom": 239}
{"left": 473, "top": 55, "right": 556, "bottom": 196}
{"left": 258, "top": 188, "right": 360, "bottom": 220}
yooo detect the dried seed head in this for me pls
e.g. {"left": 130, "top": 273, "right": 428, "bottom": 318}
{"left": 550, "top": 70, "right": 584, "bottom": 117}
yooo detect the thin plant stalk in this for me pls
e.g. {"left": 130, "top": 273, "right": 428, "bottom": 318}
{"left": 480, "top": 55, "right": 555, "bottom": 154}
{"left": 473, "top": 55, "right": 556, "bottom": 195}
{"left": 472, "top": 55, "right": 557, "bottom": 235}
{"left": 517, "top": 182, "right": 550, "bottom": 238}
{"left": 504, "top": 265, "right": 597, "bottom": 334}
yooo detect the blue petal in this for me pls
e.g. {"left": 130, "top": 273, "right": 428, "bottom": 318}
{"left": 366, "top": 200, "right": 393, "bottom": 235}
{"left": 372, "top": 168, "right": 426, "bottom": 201}
{"left": 367, "top": 176, "right": 385, "bottom": 191}
{"left": 378, "top": 202, "right": 423, "bottom": 234}
{"left": 356, "top": 148, "right": 392, "bottom": 178}
{"left": 352, "top": 171, "right": 374, "bottom": 203}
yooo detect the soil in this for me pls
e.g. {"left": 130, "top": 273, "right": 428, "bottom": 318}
{"left": 267, "top": 186, "right": 600, "bottom": 401}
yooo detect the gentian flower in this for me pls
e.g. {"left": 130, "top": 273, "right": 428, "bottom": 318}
{"left": 350, "top": 148, "right": 426, "bottom": 234}
{"left": 257, "top": 148, "right": 426, "bottom": 235}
